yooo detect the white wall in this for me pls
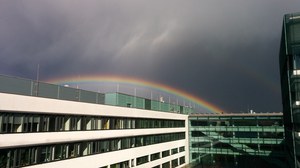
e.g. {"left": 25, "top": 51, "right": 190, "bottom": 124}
{"left": 0, "top": 93, "right": 187, "bottom": 120}
{"left": 0, "top": 128, "right": 185, "bottom": 148}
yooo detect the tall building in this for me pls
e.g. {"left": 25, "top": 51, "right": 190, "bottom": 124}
{"left": 279, "top": 12, "right": 300, "bottom": 168}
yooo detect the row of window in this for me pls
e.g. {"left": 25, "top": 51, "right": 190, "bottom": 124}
{"left": 137, "top": 146, "right": 185, "bottom": 166}
{"left": 191, "top": 131, "right": 284, "bottom": 139}
{"left": 190, "top": 119, "right": 283, "bottom": 127}
{"left": 191, "top": 142, "right": 284, "bottom": 151}
{"left": 0, "top": 112, "right": 185, "bottom": 133}
{"left": 137, "top": 156, "right": 185, "bottom": 168}
{"left": 100, "top": 153, "right": 185, "bottom": 168}
{"left": 160, "top": 157, "right": 185, "bottom": 168}
{"left": 191, "top": 146, "right": 285, "bottom": 159}
{"left": 0, "top": 132, "right": 185, "bottom": 168}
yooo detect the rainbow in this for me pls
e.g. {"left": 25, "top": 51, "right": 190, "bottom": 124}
{"left": 46, "top": 74, "right": 224, "bottom": 114}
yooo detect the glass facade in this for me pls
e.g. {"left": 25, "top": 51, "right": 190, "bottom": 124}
{"left": 279, "top": 12, "right": 300, "bottom": 168}
{"left": 189, "top": 114, "right": 285, "bottom": 168}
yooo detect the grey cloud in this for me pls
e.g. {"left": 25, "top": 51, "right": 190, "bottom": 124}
{"left": 0, "top": 0, "right": 299, "bottom": 112}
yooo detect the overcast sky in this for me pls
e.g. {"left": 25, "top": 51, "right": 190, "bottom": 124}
{"left": 1, "top": 0, "right": 300, "bottom": 113}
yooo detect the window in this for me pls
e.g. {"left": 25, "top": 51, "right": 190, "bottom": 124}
{"left": 110, "top": 160, "right": 129, "bottom": 168}
{"left": 162, "top": 161, "right": 170, "bottom": 168}
{"left": 92, "top": 118, "right": 101, "bottom": 130}
{"left": 110, "top": 139, "right": 119, "bottom": 151}
{"left": 171, "top": 148, "right": 178, "bottom": 155}
{"left": 92, "top": 141, "right": 101, "bottom": 154}
{"left": 54, "top": 144, "right": 67, "bottom": 160}
{"left": 49, "top": 116, "right": 56, "bottom": 131}
{"left": 130, "top": 137, "right": 136, "bottom": 148}
{"left": 136, "top": 137, "right": 144, "bottom": 147}
{"left": 81, "top": 142, "right": 92, "bottom": 156}
{"left": 1, "top": 114, "right": 13, "bottom": 133}
{"left": 294, "top": 55, "right": 300, "bottom": 69}
{"left": 13, "top": 115, "right": 22, "bottom": 132}
{"left": 69, "top": 143, "right": 81, "bottom": 158}
{"left": 192, "top": 153, "right": 200, "bottom": 159}
{"left": 110, "top": 118, "right": 116, "bottom": 129}
{"left": 171, "top": 159, "right": 178, "bottom": 168}
{"left": 179, "top": 156, "right": 185, "bottom": 165}
{"left": 162, "top": 150, "right": 170, "bottom": 157}
{"left": 19, "top": 148, "right": 30, "bottom": 166}
{"left": 150, "top": 152, "right": 160, "bottom": 161}
{"left": 70, "top": 117, "right": 81, "bottom": 131}
{"left": 179, "top": 146, "right": 185, "bottom": 152}
{"left": 121, "top": 138, "right": 130, "bottom": 149}
{"left": 191, "top": 120, "right": 208, "bottom": 126}
{"left": 40, "top": 146, "right": 52, "bottom": 162}
{"left": 144, "top": 135, "right": 154, "bottom": 145}
{"left": 3, "top": 147, "right": 38, "bottom": 167}
{"left": 191, "top": 131, "right": 206, "bottom": 137}
{"left": 192, "top": 142, "right": 211, "bottom": 148}
{"left": 81, "top": 117, "right": 91, "bottom": 130}
{"left": 100, "top": 140, "right": 110, "bottom": 153}
{"left": 102, "top": 118, "right": 110, "bottom": 130}
{"left": 136, "top": 155, "right": 148, "bottom": 165}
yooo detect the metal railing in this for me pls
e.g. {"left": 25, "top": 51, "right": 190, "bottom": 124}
{"left": 0, "top": 75, "right": 105, "bottom": 104}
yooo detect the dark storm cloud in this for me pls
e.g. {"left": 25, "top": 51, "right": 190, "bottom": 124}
{"left": 0, "top": 0, "right": 300, "bottom": 112}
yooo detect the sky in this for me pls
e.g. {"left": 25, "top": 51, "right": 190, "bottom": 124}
{"left": 0, "top": 0, "right": 300, "bottom": 113}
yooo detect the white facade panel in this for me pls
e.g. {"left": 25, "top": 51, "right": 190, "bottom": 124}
{"left": 0, "top": 128, "right": 185, "bottom": 149}
{"left": 0, "top": 93, "right": 187, "bottom": 120}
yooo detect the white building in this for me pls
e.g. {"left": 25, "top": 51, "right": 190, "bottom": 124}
{"left": 0, "top": 75, "right": 189, "bottom": 168}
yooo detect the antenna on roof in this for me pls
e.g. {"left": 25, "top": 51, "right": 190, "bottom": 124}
{"left": 76, "top": 75, "right": 80, "bottom": 89}
{"left": 36, "top": 64, "right": 40, "bottom": 82}
{"left": 117, "top": 83, "right": 120, "bottom": 93}
{"left": 134, "top": 88, "right": 137, "bottom": 107}
{"left": 36, "top": 64, "right": 40, "bottom": 96}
